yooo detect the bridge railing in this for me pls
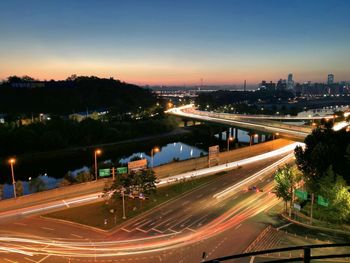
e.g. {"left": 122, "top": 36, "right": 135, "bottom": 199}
{"left": 202, "top": 243, "right": 350, "bottom": 263}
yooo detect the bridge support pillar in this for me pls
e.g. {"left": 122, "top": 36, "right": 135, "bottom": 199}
{"left": 192, "top": 120, "right": 196, "bottom": 126}
{"left": 219, "top": 131, "right": 223, "bottom": 141}
{"left": 235, "top": 128, "right": 238, "bottom": 139}
{"left": 183, "top": 119, "right": 188, "bottom": 127}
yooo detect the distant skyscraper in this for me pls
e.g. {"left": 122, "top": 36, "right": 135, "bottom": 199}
{"left": 276, "top": 79, "right": 287, "bottom": 90}
{"left": 287, "top": 73, "right": 294, "bottom": 90}
{"left": 260, "top": 80, "right": 276, "bottom": 91}
{"left": 244, "top": 80, "right": 246, "bottom": 92}
{"left": 327, "top": 74, "right": 334, "bottom": 85}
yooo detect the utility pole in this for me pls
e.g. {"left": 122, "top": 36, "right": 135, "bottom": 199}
{"left": 112, "top": 167, "right": 115, "bottom": 181}
{"left": 310, "top": 193, "right": 314, "bottom": 225}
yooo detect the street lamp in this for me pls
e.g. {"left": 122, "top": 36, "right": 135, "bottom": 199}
{"left": 227, "top": 136, "right": 234, "bottom": 151}
{"left": 94, "top": 149, "right": 102, "bottom": 181}
{"left": 9, "top": 158, "right": 16, "bottom": 198}
{"left": 151, "top": 147, "right": 160, "bottom": 168}
{"left": 250, "top": 134, "right": 258, "bottom": 147}
{"left": 121, "top": 187, "right": 126, "bottom": 220}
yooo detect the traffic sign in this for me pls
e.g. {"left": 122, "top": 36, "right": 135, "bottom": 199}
{"left": 99, "top": 168, "right": 111, "bottom": 177}
{"left": 295, "top": 189, "right": 308, "bottom": 201}
{"left": 293, "top": 203, "right": 301, "bottom": 211}
{"left": 117, "top": 167, "right": 128, "bottom": 174}
{"left": 317, "top": 195, "right": 329, "bottom": 207}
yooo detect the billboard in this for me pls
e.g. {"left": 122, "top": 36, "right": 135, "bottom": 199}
{"left": 208, "top": 145, "right": 220, "bottom": 166}
{"left": 128, "top": 159, "right": 148, "bottom": 172}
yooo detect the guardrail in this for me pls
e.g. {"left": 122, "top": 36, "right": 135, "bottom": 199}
{"left": 202, "top": 243, "right": 350, "bottom": 263}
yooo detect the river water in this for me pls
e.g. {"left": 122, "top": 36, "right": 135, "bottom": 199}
{"left": 1, "top": 127, "right": 267, "bottom": 199}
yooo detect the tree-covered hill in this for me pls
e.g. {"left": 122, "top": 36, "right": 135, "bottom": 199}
{"left": 0, "top": 76, "right": 156, "bottom": 115}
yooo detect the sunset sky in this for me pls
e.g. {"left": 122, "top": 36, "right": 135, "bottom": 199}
{"left": 0, "top": 0, "right": 349, "bottom": 85}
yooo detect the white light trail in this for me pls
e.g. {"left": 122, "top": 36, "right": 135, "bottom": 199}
{"left": 157, "top": 142, "right": 304, "bottom": 187}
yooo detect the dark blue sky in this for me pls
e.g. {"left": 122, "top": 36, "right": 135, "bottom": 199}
{"left": 1, "top": 0, "right": 349, "bottom": 85}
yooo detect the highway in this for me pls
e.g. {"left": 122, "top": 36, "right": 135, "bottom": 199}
{"left": 0, "top": 146, "right": 298, "bottom": 262}
{"left": 166, "top": 105, "right": 312, "bottom": 139}
{"left": 0, "top": 142, "right": 301, "bottom": 222}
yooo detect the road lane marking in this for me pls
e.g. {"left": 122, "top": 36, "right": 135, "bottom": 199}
{"left": 182, "top": 200, "right": 190, "bottom": 206}
{"left": 135, "top": 219, "right": 152, "bottom": 228}
{"left": 161, "top": 209, "right": 173, "bottom": 216}
{"left": 130, "top": 218, "right": 150, "bottom": 227}
{"left": 136, "top": 227, "right": 147, "bottom": 233}
{"left": 41, "top": 227, "right": 54, "bottom": 231}
{"left": 213, "top": 154, "right": 293, "bottom": 199}
{"left": 37, "top": 255, "right": 50, "bottom": 263}
{"left": 24, "top": 258, "right": 36, "bottom": 263}
{"left": 152, "top": 228, "right": 163, "bottom": 234}
{"left": 196, "top": 193, "right": 203, "bottom": 198}
{"left": 168, "top": 229, "right": 180, "bottom": 233}
{"left": 62, "top": 200, "right": 70, "bottom": 208}
{"left": 277, "top": 222, "right": 292, "bottom": 230}
{"left": 249, "top": 256, "right": 255, "bottom": 263}
{"left": 3, "top": 259, "right": 17, "bottom": 263}
{"left": 70, "top": 233, "right": 83, "bottom": 238}
{"left": 235, "top": 223, "right": 242, "bottom": 230}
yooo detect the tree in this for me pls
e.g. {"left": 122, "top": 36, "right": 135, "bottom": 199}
{"left": 59, "top": 172, "right": 77, "bottom": 187}
{"left": 295, "top": 126, "right": 350, "bottom": 191}
{"left": 317, "top": 167, "right": 350, "bottom": 223}
{"left": 75, "top": 171, "right": 93, "bottom": 183}
{"left": 15, "top": 180, "right": 23, "bottom": 197}
{"left": 0, "top": 184, "right": 3, "bottom": 200}
{"left": 104, "top": 169, "right": 157, "bottom": 203}
{"left": 274, "top": 164, "right": 301, "bottom": 214}
{"left": 29, "top": 177, "right": 46, "bottom": 193}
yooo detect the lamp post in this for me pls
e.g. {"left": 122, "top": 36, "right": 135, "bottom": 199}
{"left": 151, "top": 147, "right": 160, "bottom": 169}
{"left": 227, "top": 136, "right": 233, "bottom": 151}
{"left": 94, "top": 149, "right": 102, "bottom": 181}
{"left": 250, "top": 134, "right": 258, "bottom": 147}
{"left": 122, "top": 187, "right": 126, "bottom": 220}
{"left": 9, "top": 158, "right": 16, "bottom": 198}
{"left": 273, "top": 132, "right": 279, "bottom": 140}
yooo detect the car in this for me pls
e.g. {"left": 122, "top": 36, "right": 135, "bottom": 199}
{"left": 248, "top": 186, "right": 263, "bottom": 192}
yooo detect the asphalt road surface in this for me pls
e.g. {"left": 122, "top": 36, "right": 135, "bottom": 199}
{"left": 0, "top": 152, "right": 293, "bottom": 263}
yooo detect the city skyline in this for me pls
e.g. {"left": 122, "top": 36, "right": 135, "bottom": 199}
{"left": 1, "top": 0, "right": 350, "bottom": 85}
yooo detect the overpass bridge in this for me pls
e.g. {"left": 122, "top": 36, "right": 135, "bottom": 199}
{"left": 166, "top": 105, "right": 313, "bottom": 140}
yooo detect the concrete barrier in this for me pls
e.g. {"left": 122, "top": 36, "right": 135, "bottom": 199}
{"left": 0, "top": 178, "right": 111, "bottom": 212}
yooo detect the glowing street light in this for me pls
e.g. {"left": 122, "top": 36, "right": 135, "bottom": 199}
{"left": 227, "top": 136, "right": 234, "bottom": 151}
{"left": 94, "top": 149, "right": 102, "bottom": 181}
{"left": 9, "top": 158, "right": 16, "bottom": 198}
{"left": 151, "top": 147, "right": 160, "bottom": 168}
{"left": 250, "top": 134, "right": 258, "bottom": 147}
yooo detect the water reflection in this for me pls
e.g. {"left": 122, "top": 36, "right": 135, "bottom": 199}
{"left": 119, "top": 141, "right": 207, "bottom": 167}
{"left": 215, "top": 129, "right": 266, "bottom": 143}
